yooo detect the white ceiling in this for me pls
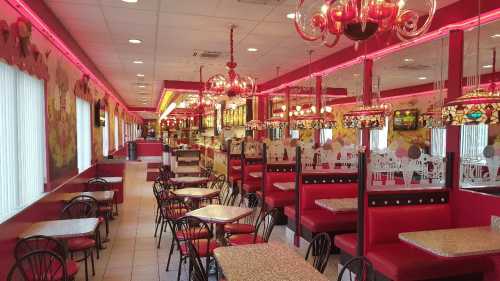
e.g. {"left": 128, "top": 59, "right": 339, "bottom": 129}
{"left": 44, "top": 0, "right": 479, "bottom": 113}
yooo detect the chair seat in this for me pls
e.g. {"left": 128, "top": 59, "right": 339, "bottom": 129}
{"left": 367, "top": 242, "right": 493, "bottom": 281}
{"left": 98, "top": 216, "right": 105, "bottom": 223}
{"left": 98, "top": 205, "right": 113, "bottom": 213}
{"left": 334, "top": 233, "right": 357, "bottom": 256}
{"left": 265, "top": 191, "right": 294, "bottom": 208}
{"left": 161, "top": 207, "right": 188, "bottom": 219}
{"left": 66, "top": 259, "right": 80, "bottom": 277}
{"left": 67, "top": 237, "right": 96, "bottom": 251}
{"left": 301, "top": 209, "right": 357, "bottom": 233}
{"left": 284, "top": 205, "right": 295, "bottom": 218}
{"left": 224, "top": 223, "right": 255, "bottom": 235}
{"left": 175, "top": 227, "right": 211, "bottom": 240}
{"left": 228, "top": 234, "right": 264, "bottom": 246}
{"left": 179, "top": 239, "right": 217, "bottom": 257}
{"left": 242, "top": 183, "right": 259, "bottom": 193}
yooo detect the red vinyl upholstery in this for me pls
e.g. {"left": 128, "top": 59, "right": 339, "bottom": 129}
{"left": 228, "top": 159, "right": 241, "bottom": 183}
{"left": 264, "top": 172, "right": 295, "bottom": 208}
{"left": 284, "top": 205, "right": 295, "bottom": 218}
{"left": 334, "top": 233, "right": 357, "bottom": 256}
{"left": 241, "top": 164, "right": 262, "bottom": 193}
{"left": 366, "top": 204, "right": 492, "bottom": 280}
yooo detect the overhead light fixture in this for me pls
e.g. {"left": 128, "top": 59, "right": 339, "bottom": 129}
{"left": 133, "top": 60, "right": 143, "bottom": 64}
{"left": 404, "top": 58, "right": 415, "bottom": 62}
{"left": 128, "top": 39, "right": 142, "bottom": 44}
{"left": 418, "top": 76, "right": 428, "bottom": 80}
{"left": 122, "top": 0, "right": 138, "bottom": 3}
{"left": 137, "top": 73, "right": 145, "bottom": 77}
{"left": 138, "top": 85, "right": 146, "bottom": 88}
{"left": 286, "top": 12, "right": 296, "bottom": 19}
{"left": 483, "top": 64, "right": 493, "bottom": 69}
{"left": 491, "top": 34, "right": 500, "bottom": 38}
{"left": 247, "top": 47, "right": 258, "bottom": 52}
{"left": 281, "top": 105, "right": 286, "bottom": 111}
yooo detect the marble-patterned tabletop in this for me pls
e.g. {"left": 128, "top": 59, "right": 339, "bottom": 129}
{"left": 315, "top": 198, "right": 358, "bottom": 213}
{"left": 172, "top": 166, "right": 201, "bottom": 174}
{"left": 177, "top": 157, "right": 199, "bottom": 162}
{"left": 399, "top": 226, "right": 500, "bottom": 257}
{"left": 54, "top": 191, "right": 115, "bottom": 202}
{"left": 273, "top": 182, "right": 295, "bottom": 191}
{"left": 249, "top": 172, "right": 263, "bottom": 179}
{"left": 172, "top": 188, "right": 219, "bottom": 199}
{"left": 187, "top": 205, "right": 252, "bottom": 224}
{"left": 19, "top": 218, "right": 99, "bottom": 239}
{"left": 214, "top": 242, "right": 329, "bottom": 281}
{"left": 169, "top": 176, "right": 209, "bottom": 184}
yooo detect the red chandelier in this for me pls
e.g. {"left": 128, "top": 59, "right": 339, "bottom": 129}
{"left": 206, "top": 25, "right": 256, "bottom": 98}
{"left": 294, "top": 0, "right": 436, "bottom": 48}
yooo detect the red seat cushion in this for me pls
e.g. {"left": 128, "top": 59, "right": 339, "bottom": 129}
{"left": 175, "top": 227, "right": 211, "bottom": 240}
{"left": 161, "top": 207, "right": 188, "bottom": 219}
{"left": 224, "top": 223, "right": 255, "bottom": 235}
{"left": 98, "top": 206, "right": 113, "bottom": 213}
{"left": 98, "top": 216, "right": 105, "bottom": 223}
{"left": 265, "top": 191, "right": 294, "bottom": 208}
{"left": 334, "top": 233, "right": 357, "bottom": 256}
{"left": 66, "top": 260, "right": 79, "bottom": 277}
{"left": 67, "top": 237, "right": 96, "bottom": 251}
{"left": 284, "top": 205, "right": 295, "bottom": 218}
{"left": 301, "top": 209, "right": 356, "bottom": 233}
{"left": 256, "top": 191, "right": 263, "bottom": 198}
{"left": 179, "top": 239, "right": 217, "bottom": 257}
{"left": 367, "top": 242, "right": 492, "bottom": 281}
{"left": 228, "top": 234, "right": 265, "bottom": 246}
{"left": 242, "top": 183, "right": 259, "bottom": 193}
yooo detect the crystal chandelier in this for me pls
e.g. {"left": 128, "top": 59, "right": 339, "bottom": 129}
{"left": 206, "top": 25, "right": 256, "bottom": 98}
{"left": 294, "top": 0, "right": 436, "bottom": 48}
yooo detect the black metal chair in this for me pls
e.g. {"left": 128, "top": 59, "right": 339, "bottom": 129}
{"left": 224, "top": 193, "right": 263, "bottom": 237}
{"left": 153, "top": 179, "right": 170, "bottom": 237}
{"left": 61, "top": 199, "right": 97, "bottom": 281}
{"left": 305, "top": 232, "right": 331, "bottom": 274}
{"left": 158, "top": 197, "right": 190, "bottom": 249}
{"left": 218, "top": 181, "right": 237, "bottom": 206}
{"left": 87, "top": 177, "right": 119, "bottom": 216}
{"left": 228, "top": 208, "right": 279, "bottom": 245}
{"left": 171, "top": 216, "right": 215, "bottom": 281}
{"left": 187, "top": 242, "right": 208, "bottom": 281}
{"left": 208, "top": 174, "right": 225, "bottom": 190}
{"left": 337, "top": 256, "right": 374, "bottom": 281}
{"left": 7, "top": 250, "right": 68, "bottom": 281}
{"left": 14, "top": 235, "right": 79, "bottom": 281}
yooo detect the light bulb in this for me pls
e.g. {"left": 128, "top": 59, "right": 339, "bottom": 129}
{"left": 296, "top": 105, "right": 301, "bottom": 111}
{"left": 281, "top": 105, "right": 286, "bottom": 111}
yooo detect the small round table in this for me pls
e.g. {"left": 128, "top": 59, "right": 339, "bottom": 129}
{"left": 169, "top": 176, "right": 209, "bottom": 188}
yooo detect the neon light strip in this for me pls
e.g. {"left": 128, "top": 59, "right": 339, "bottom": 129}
{"left": 6, "top": 0, "right": 142, "bottom": 121}
{"left": 260, "top": 8, "right": 500, "bottom": 95}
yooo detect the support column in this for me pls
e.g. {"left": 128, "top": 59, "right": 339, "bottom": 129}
{"left": 257, "top": 95, "right": 268, "bottom": 139}
{"left": 285, "top": 87, "right": 291, "bottom": 138}
{"left": 446, "top": 30, "right": 464, "bottom": 190}
{"left": 314, "top": 76, "right": 322, "bottom": 146}
{"left": 362, "top": 59, "right": 373, "bottom": 151}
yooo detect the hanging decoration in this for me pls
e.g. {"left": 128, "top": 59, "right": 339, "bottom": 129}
{"left": 245, "top": 119, "right": 265, "bottom": 131}
{"left": 442, "top": 1, "right": 500, "bottom": 126}
{"left": 265, "top": 117, "right": 288, "bottom": 129}
{"left": 206, "top": 25, "right": 256, "bottom": 98}
{"left": 294, "top": 0, "right": 437, "bottom": 48}
{"left": 290, "top": 116, "right": 336, "bottom": 129}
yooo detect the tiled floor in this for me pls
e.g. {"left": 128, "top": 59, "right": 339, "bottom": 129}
{"left": 76, "top": 162, "right": 340, "bottom": 281}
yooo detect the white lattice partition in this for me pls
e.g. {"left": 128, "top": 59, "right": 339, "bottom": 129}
{"left": 369, "top": 150, "right": 446, "bottom": 189}
{"left": 460, "top": 157, "right": 500, "bottom": 187}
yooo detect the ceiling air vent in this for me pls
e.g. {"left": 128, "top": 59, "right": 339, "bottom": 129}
{"left": 193, "top": 50, "right": 221, "bottom": 59}
{"left": 397, "top": 64, "right": 431, "bottom": 71}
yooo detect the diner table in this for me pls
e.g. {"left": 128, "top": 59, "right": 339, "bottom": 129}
{"left": 214, "top": 242, "right": 329, "bottom": 281}
{"left": 177, "top": 156, "right": 200, "bottom": 162}
{"left": 399, "top": 226, "right": 500, "bottom": 257}
{"left": 171, "top": 188, "right": 219, "bottom": 208}
{"left": 172, "top": 165, "right": 201, "bottom": 176}
{"left": 19, "top": 218, "right": 99, "bottom": 239}
{"left": 248, "top": 171, "right": 263, "bottom": 179}
{"left": 169, "top": 176, "right": 209, "bottom": 188}
{"left": 187, "top": 204, "right": 253, "bottom": 244}
{"left": 315, "top": 198, "right": 358, "bottom": 213}
{"left": 273, "top": 182, "right": 295, "bottom": 191}
{"left": 90, "top": 176, "right": 122, "bottom": 183}
{"left": 53, "top": 191, "right": 115, "bottom": 203}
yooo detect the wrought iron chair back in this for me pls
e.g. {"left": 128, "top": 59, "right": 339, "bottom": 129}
{"left": 305, "top": 232, "right": 331, "bottom": 273}
{"left": 14, "top": 235, "right": 67, "bottom": 261}
{"left": 7, "top": 250, "right": 68, "bottom": 281}
{"left": 337, "top": 256, "right": 374, "bottom": 281}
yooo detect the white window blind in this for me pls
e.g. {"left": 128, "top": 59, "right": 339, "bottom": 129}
{"left": 431, "top": 128, "right": 446, "bottom": 158}
{"left": 461, "top": 124, "right": 488, "bottom": 158}
{"left": 76, "top": 97, "right": 92, "bottom": 172}
{"left": 0, "top": 62, "right": 46, "bottom": 222}
{"left": 103, "top": 111, "right": 109, "bottom": 157}
{"left": 370, "top": 117, "right": 388, "bottom": 151}
{"left": 320, "top": 129, "right": 333, "bottom": 145}
{"left": 114, "top": 115, "right": 119, "bottom": 151}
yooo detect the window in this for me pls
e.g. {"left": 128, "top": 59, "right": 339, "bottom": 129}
{"left": 431, "top": 128, "right": 446, "bottom": 158}
{"left": 320, "top": 128, "right": 333, "bottom": 145}
{"left": 0, "top": 62, "right": 46, "bottom": 221}
{"left": 102, "top": 111, "right": 109, "bottom": 157}
{"left": 461, "top": 124, "right": 488, "bottom": 158}
{"left": 121, "top": 119, "right": 125, "bottom": 145}
{"left": 114, "top": 115, "right": 119, "bottom": 151}
{"left": 290, "top": 130, "right": 299, "bottom": 140}
{"left": 76, "top": 97, "right": 92, "bottom": 172}
{"left": 370, "top": 117, "right": 388, "bottom": 151}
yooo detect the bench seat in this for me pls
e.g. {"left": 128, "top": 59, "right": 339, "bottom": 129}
{"left": 264, "top": 191, "right": 294, "bottom": 208}
{"left": 301, "top": 209, "right": 357, "bottom": 233}
{"left": 334, "top": 233, "right": 357, "bottom": 256}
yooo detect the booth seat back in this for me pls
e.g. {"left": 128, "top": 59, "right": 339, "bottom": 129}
{"left": 366, "top": 204, "right": 452, "bottom": 251}
{"left": 229, "top": 159, "right": 241, "bottom": 175}
{"left": 300, "top": 183, "right": 357, "bottom": 211}
{"left": 264, "top": 172, "right": 295, "bottom": 193}
{"left": 243, "top": 164, "right": 263, "bottom": 183}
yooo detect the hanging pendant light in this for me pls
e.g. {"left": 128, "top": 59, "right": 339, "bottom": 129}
{"left": 442, "top": 1, "right": 500, "bottom": 126}
{"left": 294, "top": 0, "right": 437, "bottom": 48}
{"left": 206, "top": 25, "right": 256, "bottom": 98}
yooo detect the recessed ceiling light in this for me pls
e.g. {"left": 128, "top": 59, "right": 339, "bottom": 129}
{"left": 133, "top": 60, "right": 143, "bottom": 64}
{"left": 286, "top": 12, "right": 295, "bottom": 19}
{"left": 404, "top": 58, "right": 414, "bottom": 62}
{"left": 483, "top": 64, "right": 493, "bottom": 69}
{"left": 353, "top": 73, "right": 360, "bottom": 77}
{"left": 128, "top": 39, "right": 142, "bottom": 44}
{"left": 137, "top": 73, "right": 145, "bottom": 77}
{"left": 122, "top": 0, "right": 138, "bottom": 3}
{"left": 491, "top": 34, "right": 500, "bottom": 38}
{"left": 138, "top": 85, "right": 146, "bottom": 88}
{"left": 247, "top": 48, "right": 258, "bottom": 52}
{"left": 418, "top": 76, "right": 427, "bottom": 80}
